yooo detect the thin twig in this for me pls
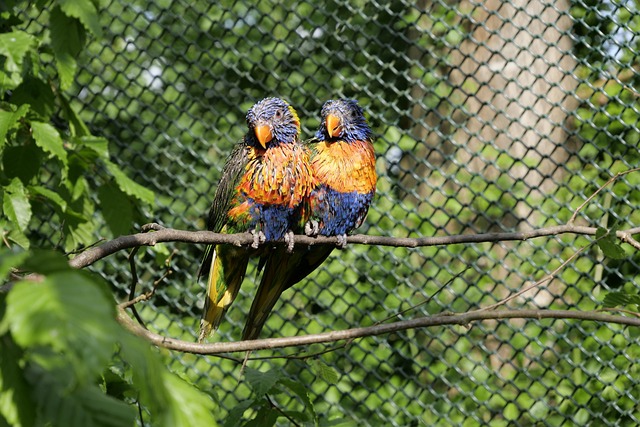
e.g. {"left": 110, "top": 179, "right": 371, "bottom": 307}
{"left": 600, "top": 307, "right": 640, "bottom": 318}
{"left": 569, "top": 168, "right": 640, "bottom": 224}
{"left": 124, "top": 226, "right": 176, "bottom": 323}
{"left": 119, "top": 269, "right": 172, "bottom": 309}
{"left": 265, "top": 394, "right": 300, "bottom": 427}
{"left": 65, "top": 238, "right": 106, "bottom": 255}
{"left": 472, "top": 244, "right": 591, "bottom": 313}
{"left": 127, "top": 246, "right": 145, "bottom": 327}
{"left": 617, "top": 230, "right": 640, "bottom": 251}
{"left": 379, "top": 271, "right": 463, "bottom": 323}
{"left": 136, "top": 398, "right": 144, "bottom": 427}
{"left": 2, "top": 231, "right": 11, "bottom": 249}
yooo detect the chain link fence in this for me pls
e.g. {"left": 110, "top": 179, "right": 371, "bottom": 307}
{"left": 38, "top": 0, "right": 640, "bottom": 424}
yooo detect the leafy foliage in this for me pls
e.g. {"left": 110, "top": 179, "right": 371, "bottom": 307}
{"left": 0, "top": 0, "right": 154, "bottom": 250}
{"left": 3, "top": 0, "right": 640, "bottom": 425}
{"left": 226, "top": 367, "right": 335, "bottom": 426}
{"left": 0, "top": 249, "right": 218, "bottom": 427}
{"left": 602, "top": 291, "right": 640, "bottom": 308}
{"left": 596, "top": 226, "right": 627, "bottom": 260}
{"left": 0, "top": 2, "right": 217, "bottom": 426}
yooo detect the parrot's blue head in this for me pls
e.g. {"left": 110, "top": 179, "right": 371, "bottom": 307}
{"left": 316, "top": 99, "right": 372, "bottom": 143}
{"left": 246, "top": 97, "right": 301, "bottom": 148}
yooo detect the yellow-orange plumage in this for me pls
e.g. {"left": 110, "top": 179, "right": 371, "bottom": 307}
{"left": 312, "top": 139, "right": 376, "bottom": 194}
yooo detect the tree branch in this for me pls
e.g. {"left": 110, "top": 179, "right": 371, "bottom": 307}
{"left": 68, "top": 223, "right": 640, "bottom": 269}
{"left": 115, "top": 306, "right": 640, "bottom": 355}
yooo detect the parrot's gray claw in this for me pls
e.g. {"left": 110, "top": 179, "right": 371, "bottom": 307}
{"left": 336, "top": 234, "right": 348, "bottom": 249}
{"left": 284, "top": 230, "right": 295, "bottom": 253}
{"left": 304, "top": 220, "right": 320, "bottom": 237}
{"left": 250, "top": 230, "right": 266, "bottom": 249}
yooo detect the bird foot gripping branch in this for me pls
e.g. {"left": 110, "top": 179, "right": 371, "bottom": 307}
{"left": 250, "top": 229, "right": 266, "bottom": 249}
{"left": 284, "top": 230, "right": 295, "bottom": 253}
{"left": 336, "top": 233, "right": 348, "bottom": 249}
{"left": 304, "top": 220, "right": 320, "bottom": 236}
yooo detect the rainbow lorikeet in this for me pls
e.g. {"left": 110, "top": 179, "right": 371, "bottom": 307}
{"left": 242, "top": 99, "right": 377, "bottom": 340}
{"left": 198, "top": 97, "right": 315, "bottom": 342}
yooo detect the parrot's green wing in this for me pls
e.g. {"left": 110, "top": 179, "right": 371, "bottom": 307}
{"left": 198, "top": 141, "right": 251, "bottom": 342}
{"left": 199, "top": 141, "right": 249, "bottom": 273}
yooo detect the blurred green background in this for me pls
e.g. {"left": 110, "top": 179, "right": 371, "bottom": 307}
{"left": 11, "top": 0, "right": 640, "bottom": 425}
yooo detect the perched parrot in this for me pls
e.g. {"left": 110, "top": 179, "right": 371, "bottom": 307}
{"left": 242, "top": 98, "right": 377, "bottom": 340}
{"left": 198, "top": 97, "right": 315, "bottom": 342}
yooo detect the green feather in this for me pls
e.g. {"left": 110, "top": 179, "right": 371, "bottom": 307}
{"left": 198, "top": 142, "right": 251, "bottom": 342}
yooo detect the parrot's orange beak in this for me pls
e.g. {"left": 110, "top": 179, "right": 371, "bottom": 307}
{"left": 326, "top": 114, "right": 342, "bottom": 138}
{"left": 254, "top": 125, "right": 273, "bottom": 148}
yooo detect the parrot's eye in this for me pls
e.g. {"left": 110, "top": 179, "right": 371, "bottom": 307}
{"left": 274, "top": 109, "right": 283, "bottom": 119}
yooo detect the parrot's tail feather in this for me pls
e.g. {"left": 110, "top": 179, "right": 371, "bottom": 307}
{"left": 199, "top": 246, "right": 249, "bottom": 342}
{"left": 242, "top": 249, "right": 302, "bottom": 340}
{"left": 241, "top": 281, "right": 285, "bottom": 341}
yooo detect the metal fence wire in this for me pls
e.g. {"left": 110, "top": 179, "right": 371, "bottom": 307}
{"left": 40, "top": 0, "right": 640, "bottom": 425}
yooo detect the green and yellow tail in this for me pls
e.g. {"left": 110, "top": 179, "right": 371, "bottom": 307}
{"left": 199, "top": 245, "right": 249, "bottom": 342}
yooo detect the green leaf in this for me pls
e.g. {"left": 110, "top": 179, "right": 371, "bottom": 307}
{"left": 26, "top": 363, "right": 135, "bottom": 427}
{"left": 3, "top": 178, "right": 31, "bottom": 231}
{"left": 2, "top": 144, "right": 43, "bottom": 183}
{"left": 223, "top": 400, "right": 253, "bottom": 427}
{"left": 19, "top": 250, "right": 70, "bottom": 275}
{"left": 0, "top": 70, "right": 23, "bottom": 91}
{"left": 10, "top": 77, "right": 56, "bottom": 118}
{"left": 76, "top": 136, "right": 110, "bottom": 158}
{"left": 244, "top": 368, "right": 282, "bottom": 398}
{"left": 0, "top": 249, "right": 28, "bottom": 282}
{"left": 30, "top": 122, "right": 69, "bottom": 179}
{"left": 0, "top": 31, "right": 37, "bottom": 69}
{"left": 4, "top": 228, "right": 29, "bottom": 250}
{"left": 73, "top": 384, "right": 136, "bottom": 427}
{"left": 58, "top": 96, "right": 91, "bottom": 137}
{"left": 70, "top": 176, "right": 88, "bottom": 202}
{"left": 117, "top": 333, "right": 218, "bottom": 427}
{"left": 103, "top": 160, "right": 154, "bottom": 204}
{"left": 0, "top": 335, "right": 36, "bottom": 427}
{"left": 309, "top": 359, "right": 339, "bottom": 384}
{"left": 57, "top": 0, "right": 103, "bottom": 38}
{"left": 279, "top": 378, "right": 317, "bottom": 423}
{"left": 50, "top": 6, "right": 85, "bottom": 90}
{"left": 5, "top": 271, "right": 116, "bottom": 379}
{"left": 101, "top": 368, "right": 135, "bottom": 401}
{"left": 61, "top": 194, "right": 95, "bottom": 251}
{"left": 245, "top": 405, "right": 279, "bottom": 427}
{"left": 0, "top": 104, "right": 29, "bottom": 146}
{"left": 603, "top": 292, "right": 640, "bottom": 308}
{"left": 28, "top": 185, "right": 68, "bottom": 213}
{"left": 158, "top": 373, "right": 218, "bottom": 427}
{"left": 97, "top": 184, "right": 133, "bottom": 237}
{"left": 595, "top": 226, "right": 626, "bottom": 260}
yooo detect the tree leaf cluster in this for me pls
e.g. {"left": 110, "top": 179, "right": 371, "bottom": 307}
{"left": 0, "top": 249, "right": 218, "bottom": 427}
{"left": 225, "top": 365, "right": 348, "bottom": 427}
{"left": 0, "top": 0, "right": 154, "bottom": 251}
